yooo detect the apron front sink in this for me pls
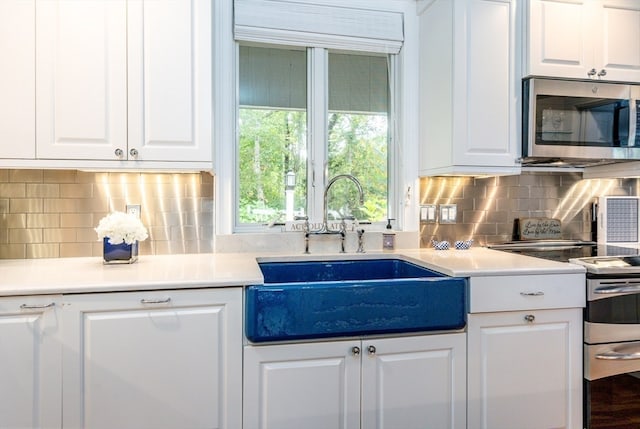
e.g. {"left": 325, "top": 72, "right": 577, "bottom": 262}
{"left": 246, "top": 258, "right": 467, "bottom": 342}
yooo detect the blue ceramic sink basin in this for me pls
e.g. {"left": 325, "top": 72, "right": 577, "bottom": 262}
{"left": 245, "top": 258, "right": 467, "bottom": 342}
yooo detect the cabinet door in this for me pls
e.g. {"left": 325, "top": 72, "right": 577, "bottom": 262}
{"left": 62, "top": 288, "right": 242, "bottom": 429}
{"left": 593, "top": 0, "right": 640, "bottom": 82}
{"left": 361, "top": 333, "right": 466, "bottom": 429}
{"left": 453, "top": 0, "right": 518, "bottom": 168}
{"left": 0, "top": 0, "right": 35, "bottom": 159}
{"left": 127, "top": 0, "right": 212, "bottom": 162}
{"left": 526, "top": 0, "right": 592, "bottom": 79}
{"left": 0, "top": 296, "right": 61, "bottom": 429}
{"left": 419, "top": 0, "right": 520, "bottom": 175}
{"left": 244, "top": 340, "right": 361, "bottom": 429}
{"left": 467, "top": 309, "right": 582, "bottom": 429}
{"left": 36, "top": 0, "right": 128, "bottom": 160}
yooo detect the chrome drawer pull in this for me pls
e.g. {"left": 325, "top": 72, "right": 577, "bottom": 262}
{"left": 20, "top": 302, "right": 55, "bottom": 310}
{"left": 594, "top": 284, "right": 640, "bottom": 295}
{"left": 140, "top": 297, "right": 171, "bottom": 305}
{"left": 520, "top": 291, "right": 544, "bottom": 296}
{"left": 596, "top": 350, "right": 640, "bottom": 360}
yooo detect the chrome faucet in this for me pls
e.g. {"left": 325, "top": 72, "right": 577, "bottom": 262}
{"left": 321, "top": 174, "right": 365, "bottom": 233}
{"left": 304, "top": 174, "right": 365, "bottom": 253}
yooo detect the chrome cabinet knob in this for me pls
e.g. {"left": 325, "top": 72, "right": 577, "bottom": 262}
{"left": 352, "top": 346, "right": 361, "bottom": 356}
{"left": 524, "top": 314, "right": 535, "bottom": 323}
{"left": 587, "top": 68, "right": 597, "bottom": 77}
{"left": 129, "top": 148, "right": 139, "bottom": 158}
{"left": 114, "top": 148, "right": 124, "bottom": 158}
{"left": 597, "top": 69, "right": 607, "bottom": 78}
{"left": 367, "top": 345, "right": 376, "bottom": 355}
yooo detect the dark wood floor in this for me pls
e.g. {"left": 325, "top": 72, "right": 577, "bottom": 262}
{"left": 587, "top": 373, "right": 640, "bottom": 429}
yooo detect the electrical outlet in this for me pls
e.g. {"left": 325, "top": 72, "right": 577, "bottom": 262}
{"left": 126, "top": 204, "right": 141, "bottom": 218}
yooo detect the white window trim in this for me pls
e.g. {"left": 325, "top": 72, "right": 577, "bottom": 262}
{"left": 214, "top": 0, "right": 420, "bottom": 237}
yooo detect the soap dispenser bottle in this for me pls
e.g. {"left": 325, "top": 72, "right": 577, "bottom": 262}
{"left": 382, "top": 218, "right": 396, "bottom": 250}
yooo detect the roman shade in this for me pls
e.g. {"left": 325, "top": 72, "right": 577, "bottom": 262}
{"left": 234, "top": 0, "right": 404, "bottom": 54}
{"left": 239, "top": 46, "right": 389, "bottom": 113}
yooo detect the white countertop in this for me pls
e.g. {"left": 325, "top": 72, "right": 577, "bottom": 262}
{"left": 0, "top": 247, "right": 585, "bottom": 296}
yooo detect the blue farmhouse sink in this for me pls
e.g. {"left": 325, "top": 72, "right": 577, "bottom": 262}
{"left": 245, "top": 258, "right": 467, "bottom": 342}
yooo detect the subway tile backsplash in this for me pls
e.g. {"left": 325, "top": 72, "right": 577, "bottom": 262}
{"left": 419, "top": 172, "right": 639, "bottom": 247}
{"left": 0, "top": 169, "right": 213, "bottom": 259}
{"left": 2, "top": 169, "right": 638, "bottom": 258}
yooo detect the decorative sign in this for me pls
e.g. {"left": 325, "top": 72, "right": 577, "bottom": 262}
{"left": 519, "top": 218, "right": 562, "bottom": 240}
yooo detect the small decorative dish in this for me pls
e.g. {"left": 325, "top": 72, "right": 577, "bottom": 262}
{"left": 454, "top": 239, "right": 473, "bottom": 250}
{"left": 431, "top": 240, "right": 450, "bottom": 250}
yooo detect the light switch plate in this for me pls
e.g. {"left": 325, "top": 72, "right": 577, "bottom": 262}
{"left": 439, "top": 204, "right": 457, "bottom": 224}
{"left": 126, "top": 204, "right": 141, "bottom": 218}
{"left": 420, "top": 204, "right": 437, "bottom": 223}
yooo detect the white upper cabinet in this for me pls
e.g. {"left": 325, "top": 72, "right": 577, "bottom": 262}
{"left": 127, "top": 0, "right": 212, "bottom": 163}
{"left": 524, "top": 0, "right": 640, "bottom": 82}
{"left": 34, "top": 0, "right": 212, "bottom": 168}
{"left": 418, "top": 0, "right": 521, "bottom": 176}
{"left": 0, "top": 0, "right": 35, "bottom": 159}
{"left": 36, "top": 0, "right": 128, "bottom": 161}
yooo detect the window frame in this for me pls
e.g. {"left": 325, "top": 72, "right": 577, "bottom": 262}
{"left": 234, "top": 44, "right": 398, "bottom": 233}
{"left": 213, "top": 0, "right": 421, "bottom": 240}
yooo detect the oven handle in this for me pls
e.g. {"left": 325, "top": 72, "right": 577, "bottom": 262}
{"left": 596, "top": 347, "right": 640, "bottom": 360}
{"left": 593, "top": 284, "right": 640, "bottom": 295}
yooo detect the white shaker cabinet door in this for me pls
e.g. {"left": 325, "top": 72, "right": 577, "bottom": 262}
{"left": 593, "top": 0, "right": 640, "bottom": 82}
{"left": 361, "top": 333, "right": 466, "bottom": 429}
{"left": 61, "top": 288, "right": 242, "bottom": 429}
{"left": 526, "top": 0, "right": 592, "bottom": 79}
{"left": 418, "top": 0, "right": 519, "bottom": 176}
{"left": 35, "top": 0, "right": 128, "bottom": 160}
{"left": 0, "top": 296, "right": 62, "bottom": 429}
{"left": 467, "top": 309, "right": 583, "bottom": 429}
{"left": 127, "top": 0, "right": 213, "bottom": 162}
{"left": 243, "top": 340, "right": 361, "bottom": 429}
{"left": 526, "top": 0, "right": 640, "bottom": 82}
{"left": 0, "top": 0, "right": 35, "bottom": 159}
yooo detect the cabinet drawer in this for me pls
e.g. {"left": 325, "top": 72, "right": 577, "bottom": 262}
{"left": 469, "top": 273, "right": 585, "bottom": 313}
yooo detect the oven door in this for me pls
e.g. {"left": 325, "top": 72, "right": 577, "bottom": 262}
{"left": 585, "top": 276, "right": 640, "bottom": 428}
{"left": 585, "top": 341, "right": 640, "bottom": 381}
{"left": 585, "top": 342, "right": 640, "bottom": 429}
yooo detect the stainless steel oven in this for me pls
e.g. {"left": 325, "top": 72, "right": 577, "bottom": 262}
{"left": 571, "top": 256, "right": 640, "bottom": 429}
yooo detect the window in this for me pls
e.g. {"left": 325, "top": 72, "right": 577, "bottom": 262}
{"left": 237, "top": 45, "right": 392, "bottom": 229}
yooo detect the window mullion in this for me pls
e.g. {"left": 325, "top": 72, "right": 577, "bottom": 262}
{"left": 307, "top": 47, "right": 328, "bottom": 226}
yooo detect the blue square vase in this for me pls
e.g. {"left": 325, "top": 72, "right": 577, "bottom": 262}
{"left": 103, "top": 237, "right": 139, "bottom": 264}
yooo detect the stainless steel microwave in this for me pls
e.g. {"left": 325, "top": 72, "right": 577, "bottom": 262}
{"left": 522, "top": 78, "right": 640, "bottom": 166}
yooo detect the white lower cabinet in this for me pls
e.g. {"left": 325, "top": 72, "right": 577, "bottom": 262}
{"left": 243, "top": 333, "right": 466, "bottom": 429}
{"left": 61, "top": 287, "right": 242, "bottom": 429}
{"left": 467, "top": 308, "right": 583, "bottom": 429}
{"left": 0, "top": 295, "right": 62, "bottom": 429}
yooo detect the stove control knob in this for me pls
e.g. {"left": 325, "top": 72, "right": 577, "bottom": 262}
{"left": 524, "top": 314, "right": 535, "bottom": 323}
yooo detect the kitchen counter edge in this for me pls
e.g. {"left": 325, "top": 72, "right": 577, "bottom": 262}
{"left": 0, "top": 247, "right": 585, "bottom": 296}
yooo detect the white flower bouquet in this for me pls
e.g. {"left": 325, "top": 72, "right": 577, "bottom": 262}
{"left": 95, "top": 211, "right": 148, "bottom": 245}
